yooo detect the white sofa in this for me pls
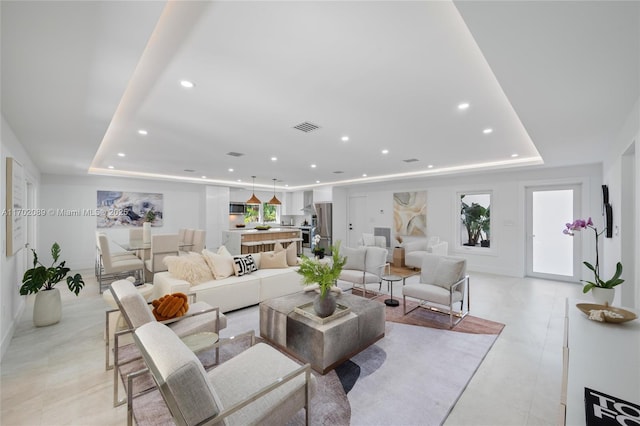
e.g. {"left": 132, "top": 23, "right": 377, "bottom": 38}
{"left": 402, "top": 236, "right": 449, "bottom": 269}
{"left": 153, "top": 251, "right": 304, "bottom": 313}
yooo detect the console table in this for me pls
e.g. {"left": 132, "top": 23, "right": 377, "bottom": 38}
{"left": 561, "top": 298, "right": 640, "bottom": 425}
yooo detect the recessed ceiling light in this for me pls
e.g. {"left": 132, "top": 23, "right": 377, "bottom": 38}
{"left": 180, "top": 80, "right": 195, "bottom": 88}
{"left": 362, "top": 173, "right": 367, "bottom": 177}
{"left": 271, "top": 157, "right": 277, "bottom": 161}
{"left": 458, "top": 102, "right": 470, "bottom": 110}
{"left": 511, "top": 153, "right": 519, "bottom": 158}
{"left": 201, "top": 175, "right": 207, "bottom": 179}
{"left": 228, "top": 168, "right": 234, "bottom": 172}
{"left": 341, "top": 136, "right": 349, "bottom": 142}
{"left": 382, "top": 149, "right": 389, "bottom": 154}
{"left": 483, "top": 128, "right": 493, "bottom": 134}
{"left": 117, "top": 152, "right": 125, "bottom": 157}
{"left": 427, "top": 164, "right": 434, "bottom": 169}
{"left": 311, "top": 164, "right": 317, "bottom": 168}
{"left": 138, "top": 129, "right": 148, "bottom": 135}
{"left": 108, "top": 165, "right": 114, "bottom": 169}
{"left": 316, "top": 180, "right": 320, "bottom": 184}
{"left": 237, "top": 179, "right": 242, "bottom": 182}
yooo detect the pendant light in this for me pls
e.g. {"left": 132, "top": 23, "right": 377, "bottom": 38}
{"left": 246, "top": 176, "right": 261, "bottom": 205}
{"left": 268, "top": 178, "right": 281, "bottom": 205}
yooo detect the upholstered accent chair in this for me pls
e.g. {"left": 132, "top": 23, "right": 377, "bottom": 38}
{"left": 402, "top": 236, "right": 449, "bottom": 269}
{"left": 338, "top": 246, "right": 389, "bottom": 297}
{"left": 133, "top": 321, "right": 316, "bottom": 425}
{"left": 358, "top": 233, "right": 393, "bottom": 263}
{"left": 107, "top": 279, "right": 226, "bottom": 406}
{"left": 402, "top": 253, "right": 469, "bottom": 328}
{"left": 97, "top": 233, "right": 144, "bottom": 293}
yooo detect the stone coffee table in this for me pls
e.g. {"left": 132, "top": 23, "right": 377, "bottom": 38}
{"left": 260, "top": 291, "right": 385, "bottom": 374}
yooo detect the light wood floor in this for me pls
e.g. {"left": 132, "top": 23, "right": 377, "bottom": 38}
{"left": 1, "top": 269, "right": 583, "bottom": 425}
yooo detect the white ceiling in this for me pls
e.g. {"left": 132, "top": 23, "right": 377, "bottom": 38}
{"left": 2, "top": 1, "right": 638, "bottom": 191}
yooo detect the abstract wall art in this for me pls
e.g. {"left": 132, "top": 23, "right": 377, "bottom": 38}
{"left": 96, "top": 191, "right": 163, "bottom": 228}
{"left": 393, "top": 191, "right": 426, "bottom": 236}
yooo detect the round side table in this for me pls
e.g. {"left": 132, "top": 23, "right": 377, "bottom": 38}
{"left": 381, "top": 275, "right": 402, "bottom": 307}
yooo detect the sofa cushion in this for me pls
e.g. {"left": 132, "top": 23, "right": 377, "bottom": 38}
{"left": 342, "top": 246, "right": 366, "bottom": 270}
{"left": 260, "top": 250, "right": 288, "bottom": 269}
{"left": 274, "top": 242, "right": 298, "bottom": 266}
{"left": 163, "top": 253, "right": 214, "bottom": 285}
{"left": 233, "top": 255, "right": 258, "bottom": 276}
{"left": 202, "top": 249, "right": 235, "bottom": 280}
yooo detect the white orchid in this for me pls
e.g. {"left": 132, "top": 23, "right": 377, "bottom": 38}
{"left": 313, "top": 234, "right": 321, "bottom": 245}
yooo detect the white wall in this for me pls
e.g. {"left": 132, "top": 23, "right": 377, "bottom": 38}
{"left": 341, "top": 164, "right": 603, "bottom": 277}
{"left": 39, "top": 175, "right": 207, "bottom": 269}
{"left": 1, "top": 116, "right": 41, "bottom": 360}
{"left": 602, "top": 98, "right": 639, "bottom": 309}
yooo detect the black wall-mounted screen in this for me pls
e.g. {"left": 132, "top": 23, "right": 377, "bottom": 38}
{"left": 605, "top": 203, "right": 613, "bottom": 238}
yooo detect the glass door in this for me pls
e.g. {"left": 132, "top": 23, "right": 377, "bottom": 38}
{"left": 526, "top": 185, "right": 581, "bottom": 281}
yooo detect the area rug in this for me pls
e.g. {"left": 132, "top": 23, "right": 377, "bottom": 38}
{"left": 373, "top": 294, "right": 505, "bottom": 334}
{"left": 117, "top": 334, "right": 350, "bottom": 426}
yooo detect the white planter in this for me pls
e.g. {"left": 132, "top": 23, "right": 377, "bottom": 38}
{"left": 33, "top": 288, "right": 61, "bottom": 327}
{"left": 591, "top": 287, "right": 615, "bottom": 306}
{"left": 143, "top": 222, "right": 151, "bottom": 244}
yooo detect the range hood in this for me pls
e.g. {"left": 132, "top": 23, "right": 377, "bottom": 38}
{"left": 301, "top": 191, "right": 314, "bottom": 213}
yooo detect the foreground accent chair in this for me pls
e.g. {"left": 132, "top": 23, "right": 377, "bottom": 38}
{"left": 107, "top": 279, "right": 226, "bottom": 406}
{"left": 97, "top": 234, "right": 144, "bottom": 292}
{"left": 402, "top": 253, "right": 469, "bottom": 328}
{"left": 133, "top": 321, "right": 316, "bottom": 425}
{"left": 339, "top": 246, "right": 389, "bottom": 297}
{"left": 403, "top": 236, "right": 449, "bottom": 269}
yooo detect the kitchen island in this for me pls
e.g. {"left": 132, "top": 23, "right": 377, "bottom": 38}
{"left": 222, "top": 228, "right": 302, "bottom": 255}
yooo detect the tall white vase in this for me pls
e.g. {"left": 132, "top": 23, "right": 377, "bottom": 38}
{"left": 33, "top": 288, "right": 61, "bottom": 326}
{"left": 143, "top": 222, "right": 151, "bottom": 244}
{"left": 591, "top": 287, "right": 615, "bottom": 306}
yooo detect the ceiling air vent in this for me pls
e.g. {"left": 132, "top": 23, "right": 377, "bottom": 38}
{"left": 183, "top": 169, "right": 196, "bottom": 173}
{"left": 403, "top": 158, "right": 420, "bottom": 163}
{"left": 226, "top": 152, "right": 244, "bottom": 157}
{"left": 333, "top": 171, "right": 344, "bottom": 174}
{"left": 293, "top": 122, "right": 320, "bottom": 133}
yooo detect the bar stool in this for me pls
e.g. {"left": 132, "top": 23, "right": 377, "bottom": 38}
{"left": 261, "top": 239, "right": 277, "bottom": 252}
{"left": 241, "top": 241, "right": 262, "bottom": 254}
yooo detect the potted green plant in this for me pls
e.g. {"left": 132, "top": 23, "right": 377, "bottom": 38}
{"left": 20, "top": 242, "right": 85, "bottom": 326}
{"left": 311, "top": 234, "right": 325, "bottom": 258}
{"left": 297, "top": 241, "right": 346, "bottom": 317}
{"left": 563, "top": 217, "right": 624, "bottom": 305}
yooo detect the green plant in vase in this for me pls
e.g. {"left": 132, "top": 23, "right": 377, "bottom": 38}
{"left": 297, "top": 241, "right": 346, "bottom": 317}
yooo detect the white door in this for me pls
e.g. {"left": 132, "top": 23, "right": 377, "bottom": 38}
{"left": 348, "top": 196, "right": 366, "bottom": 248}
{"left": 526, "top": 185, "right": 581, "bottom": 281}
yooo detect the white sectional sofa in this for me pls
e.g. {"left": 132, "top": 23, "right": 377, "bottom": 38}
{"left": 152, "top": 249, "right": 304, "bottom": 313}
{"left": 402, "top": 236, "right": 449, "bottom": 269}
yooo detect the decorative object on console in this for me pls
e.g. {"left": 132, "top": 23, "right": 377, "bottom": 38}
{"left": 267, "top": 178, "right": 281, "bottom": 205}
{"left": 246, "top": 176, "right": 261, "bottom": 205}
{"left": 297, "top": 241, "right": 346, "bottom": 317}
{"left": 393, "top": 191, "right": 426, "bottom": 236}
{"left": 563, "top": 217, "right": 624, "bottom": 302}
{"left": 20, "top": 242, "right": 85, "bottom": 326}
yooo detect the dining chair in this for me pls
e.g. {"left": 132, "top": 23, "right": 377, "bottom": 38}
{"left": 180, "top": 228, "right": 196, "bottom": 255}
{"left": 97, "top": 234, "right": 144, "bottom": 293}
{"left": 190, "top": 229, "right": 206, "bottom": 253}
{"left": 144, "top": 234, "right": 179, "bottom": 278}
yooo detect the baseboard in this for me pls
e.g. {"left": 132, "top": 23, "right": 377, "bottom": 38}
{"left": 1, "top": 299, "right": 25, "bottom": 362}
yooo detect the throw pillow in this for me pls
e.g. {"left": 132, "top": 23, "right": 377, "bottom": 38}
{"left": 233, "top": 255, "right": 258, "bottom": 276}
{"left": 202, "top": 249, "right": 235, "bottom": 280}
{"left": 274, "top": 242, "right": 298, "bottom": 266}
{"left": 433, "top": 258, "right": 466, "bottom": 290}
{"left": 259, "top": 250, "right": 288, "bottom": 269}
{"left": 163, "top": 253, "right": 214, "bottom": 285}
{"left": 342, "top": 246, "right": 366, "bottom": 270}
{"left": 362, "top": 233, "right": 375, "bottom": 246}
{"left": 151, "top": 293, "right": 189, "bottom": 321}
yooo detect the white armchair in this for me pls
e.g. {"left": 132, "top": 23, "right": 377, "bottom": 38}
{"left": 338, "top": 246, "right": 389, "bottom": 297}
{"left": 358, "top": 233, "right": 393, "bottom": 263}
{"left": 402, "top": 253, "right": 469, "bottom": 328}
{"left": 402, "top": 236, "right": 449, "bottom": 269}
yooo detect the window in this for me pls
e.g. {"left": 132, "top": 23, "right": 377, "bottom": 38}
{"left": 262, "top": 203, "right": 278, "bottom": 223}
{"left": 459, "top": 192, "right": 491, "bottom": 248}
{"left": 244, "top": 205, "right": 260, "bottom": 224}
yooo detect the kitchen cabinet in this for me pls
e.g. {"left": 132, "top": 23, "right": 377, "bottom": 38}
{"left": 286, "top": 191, "right": 304, "bottom": 215}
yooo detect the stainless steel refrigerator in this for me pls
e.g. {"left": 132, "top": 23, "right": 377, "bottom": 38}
{"left": 314, "top": 202, "right": 332, "bottom": 252}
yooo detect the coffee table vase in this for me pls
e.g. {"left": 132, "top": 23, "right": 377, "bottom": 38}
{"left": 314, "top": 292, "right": 336, "bottom": 318}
